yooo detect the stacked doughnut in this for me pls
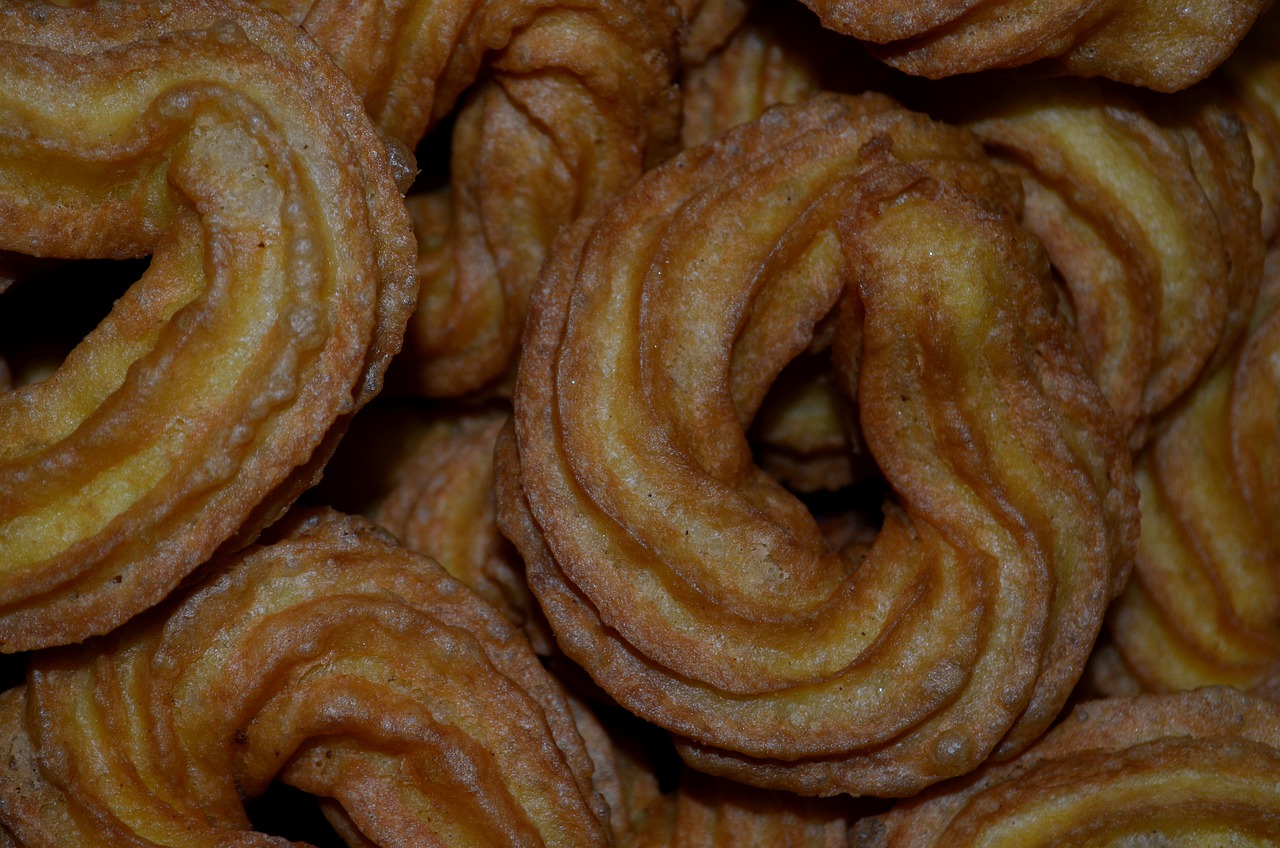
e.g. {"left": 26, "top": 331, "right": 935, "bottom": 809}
{"left": 2, "top": 0, "right": 1279, "bottom": 843}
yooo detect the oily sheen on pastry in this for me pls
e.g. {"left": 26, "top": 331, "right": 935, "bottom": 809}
{"left": 0, "top": 510, "right": 612, "bottom": 847}
{"left": 499, "top": 93, "right": 1138, "bottom": 798}
{"left": 0, "top": 0, "right": 417, "bottom": 652}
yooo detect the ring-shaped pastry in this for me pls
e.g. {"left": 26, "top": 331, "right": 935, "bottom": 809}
{"left": 501, "top": 93, "right": 1137, "bottom": 797}
{"left": 0, "top": 0, "right": 417, "bottom": 651}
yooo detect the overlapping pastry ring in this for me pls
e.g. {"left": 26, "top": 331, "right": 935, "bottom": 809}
{"left": 802, "top": 0, "right": 1270, "bottom": 92}
{"left": 0, "top": 0, "right": 417, "bottom": 651}
{"left": 855, "top": 687, "right": 1280, "bottom": 845}
{"left": 503, "top": 93, "right": 1137, "bottom": 797}
{"left": 0, "top": 510, "right": 612, "bottom": 847}
{"left": 373, "top": 403, "right": 553, "bottom": 652}
{"left": 1097, "top": 248, "right": 1280, "bottom": 694}
{"left": 958, "top": 79, "right": 1264, "bottom": 445}
{"left": 258, "top": 0, "right": 684, "bottom": 396}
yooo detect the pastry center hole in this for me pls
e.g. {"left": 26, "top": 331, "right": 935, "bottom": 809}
{"left": 0, "top": 254, "right": 145, "bottom": 390}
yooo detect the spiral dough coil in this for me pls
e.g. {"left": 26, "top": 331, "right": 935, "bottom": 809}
{"left": 500, "top": 93, "right": 1138, "bottom": 798}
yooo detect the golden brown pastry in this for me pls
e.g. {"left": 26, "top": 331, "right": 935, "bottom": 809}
{"left": 749, "top": 359, "right": 866, "bottom": 494}
{"left": 1075, "top": 1, "right": 1280, "bottom": 699}
{"left": 0, "top": 510, "right": 613, "bottom": 846}
{"left": 0, "top": 0, "right": 417, "bottom": 652}
{"left": 373, "top": 404, "right": 552, "bottom": 652}
{"left": 626, "top": 769, "right": 861, "bottom": 847}
{"left": 675, "top": 0, "right": 754, "bottom": 64}
{"left": 575, "top": 696, "right": 865, "bottom": 847}
{"left": 956, "top": 79, "right": 1265, "bottom": 446}
{"left": 680, "top": 10, "right": 1270, "bottom": 452}
{"left": 680, "top": 4, "right": 826, "bottom": 150}
{"left": 678, "top": 0, "right": 898, "bottom": 152}
{"left": 1094, "top": 248, "right": 1280, "bottom": 695}
{"left": 258, "top": 0, "right": 683, "bottom": 397}
{"left": 802, "top": 0, "right": 1272, "bottom": 92}
{"left": 1217, "top": 3, "right": 1280, "bottom": 241}
{"left": 498, "top": 93, "right": 1137, "bottom": 798}
{"left": 854, "top": 687, "right": 1280, "bottom": 845}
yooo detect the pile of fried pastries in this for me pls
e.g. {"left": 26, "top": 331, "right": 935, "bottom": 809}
{"left": 1, "top": 0, "right": 1278, "bottom": 844}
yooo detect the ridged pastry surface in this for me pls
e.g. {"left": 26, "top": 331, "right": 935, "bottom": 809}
{"left": 802, "top": 0, "right": 1272, "bottom": 92}
{"left": 501, "top": 93, "right": 1138, "bottom": 798}
{"left": 0, "top": 510, "right": 612, "bottom": 847}
{"left": 0, "top": 0, "right": 417, "bottom": 651}
{"left": 258, "top": 0, "right": 684, "bottom": 397}
{"left": 855, "top": 688, "right": 1280, "bottom": 846}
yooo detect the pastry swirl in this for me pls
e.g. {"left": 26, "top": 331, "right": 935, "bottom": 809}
{"left": 0, "top": 510, "right": 612, "bottom": 847}
{"left": 803, "top": 0, "right": 1272, "bottom": 93}
{"left": 855, "top": 687, "right": 1280, "bottom": 845}
{"left": 260, "top": 0, "right": 684, "bottom": 397}
{"left": 957, "top": 80, "right": 1266, "bottom": 446}
{"left": 1099, "top": 249, "right": 1280, "bottom": 694}
{"left": 1082, "top": 24, "right": 1280, "bottom": 696}
{"left": 500, "top": 93, "right": 1137, "bottom": 797}
{"left": 0, "top": 0, "right": 417, "bottom": 651}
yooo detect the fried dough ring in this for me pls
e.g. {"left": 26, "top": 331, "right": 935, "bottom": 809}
{"left": 0, "top": 510, "right": 612, "bottom": 847}
{"left": 500, "top": 94, "right": 1137, "bottom": 797}
{"left": 1082, "top": 29, "right": 1280, "bottom": 695}
{"left": 261, "top": 0, "right": 683, "bottom": 397}
{"left": 0, "top": 0, "right": 417, "bottom": 651}
{"left": 854, "top": 687, "right": 1280, "bottom": 846}
{"left": 803, "top": 0, "right": 1272, "bottom": 92}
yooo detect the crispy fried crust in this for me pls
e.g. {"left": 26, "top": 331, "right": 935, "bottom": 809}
{"left": 956, "top": 80, "right": 1265, "bottom": 447}
{"left": 1097, "top": 248, "right": 1280, "bottom": 695}
{"left": 0, "top": 0, "right": 417, "bottom": 651}
{"left": 855, "top": 688, "right": 1280, "bottom": 846}
{"left": 680, "top": 8, "right": 826, "bottom": 150}
{"left": 627, "top": 769, "right": 861, "bottom": 847}
{"left": 499, "top": 93, "right": 1137, "bottom": 797}
{"left": 0, "top": 510, "right": 612, "bottom": 847}
{"left": 803, "top": 0, "right": 1272, "bottom": 92}
{"left": 263, "top": 0, "right": 683, "bottom": 397}
{"left": 1080, "top": 26, "right": 1280, "bottom": 696}
{"left": 373, "top": 405, "right": 553, "bottom": 652}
